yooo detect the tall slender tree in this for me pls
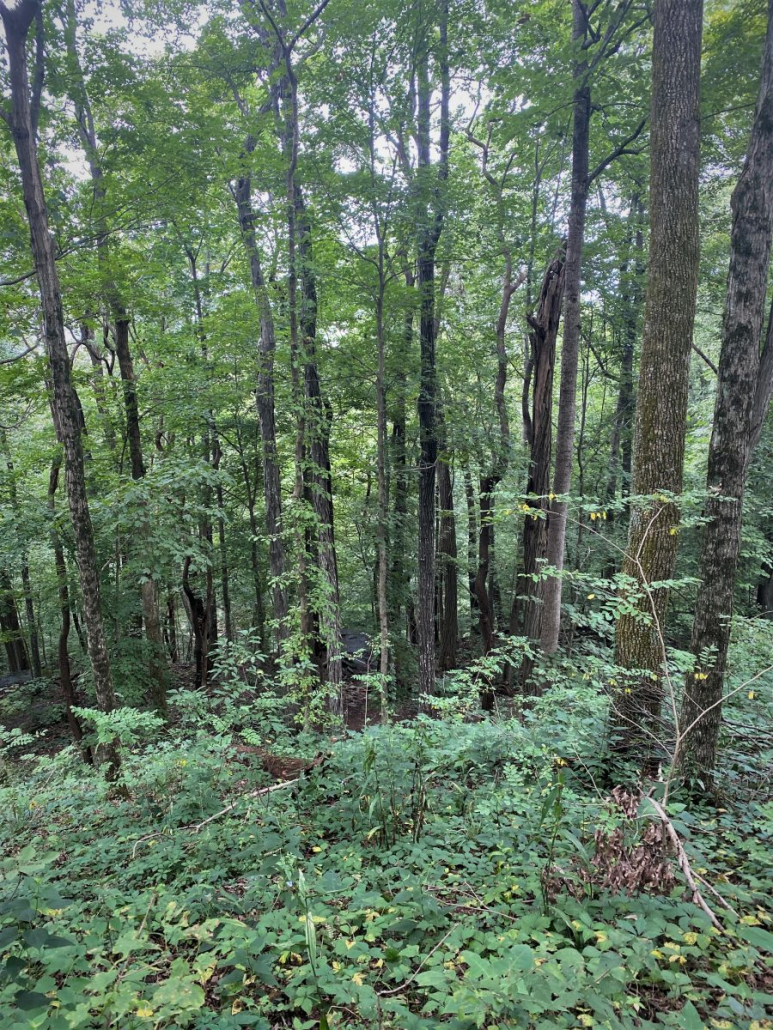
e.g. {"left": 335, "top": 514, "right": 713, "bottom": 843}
{"left": 0, "top": 0, "right": 119, "bottom": 776}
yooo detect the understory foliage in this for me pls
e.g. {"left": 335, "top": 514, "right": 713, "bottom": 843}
{"left": 1, "top": 663, "right": 771, "bottom": 1030}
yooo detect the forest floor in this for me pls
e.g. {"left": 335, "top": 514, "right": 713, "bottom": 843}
{"left": 0, "top": 668, "right": 772, "bottom": 1029}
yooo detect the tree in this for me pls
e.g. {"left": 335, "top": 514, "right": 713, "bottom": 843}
{"left": 678, "top": 0, "right": 773, "bottom": 785}
{"left": 0, "top": 0, "right": 119, "bottom": 777}
{"left": 612, "top": 0, "right": 704, "bottom": 763}
{"left": 540, "top": 0, "right": 648, "bottom": 657}
{"left": 415, "top": 0, "right": 449, "bottom": 699}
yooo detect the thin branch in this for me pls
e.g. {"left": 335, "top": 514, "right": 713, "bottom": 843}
{"left": 588, "top": 116, "right": 648, "bottom": 184}
{"left": 646, "top": 798, "right": 722, "bottom": 929}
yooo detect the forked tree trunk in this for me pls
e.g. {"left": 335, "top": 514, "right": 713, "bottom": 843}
{"left": 518, "top": 247, "right": 567, "bottom": 648}
{"left": 678, "top": 1, "right": 773, "bottom": 784}
{"left": 612, "top": 0, "right": 704, "bottom": 762}
{"left": 1, "top": 0, "right": 119, "bottom": 778}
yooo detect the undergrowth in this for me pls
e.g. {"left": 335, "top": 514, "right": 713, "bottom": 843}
{"left": 0, "top": 680, "right": 771, "bottom": 1030}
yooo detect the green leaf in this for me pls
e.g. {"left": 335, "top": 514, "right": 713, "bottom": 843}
{"left": 675, "top": 1001, "right": 706, "bottom": 1030}
{"left": 737, "top": 924, "right": 773, "bottom": 953}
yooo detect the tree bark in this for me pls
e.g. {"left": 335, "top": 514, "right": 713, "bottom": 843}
{"left": 1, "top": 0, "right": 119, "bottom": 777}
{"left": 678, "top": 0, "right": 773, "bottom": 784}
{"left": 612, "top": 0, "right": 704, "bottom": 762}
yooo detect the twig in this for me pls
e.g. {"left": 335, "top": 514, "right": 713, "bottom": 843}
{"left": 694, "top": 871, "right": 738, "bottom": 916}
{"left": 647, "top": 797, "right": 722, "bottom": 929}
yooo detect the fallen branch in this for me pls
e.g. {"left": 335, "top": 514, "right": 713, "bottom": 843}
{"left": 192, "top": 777, "right": 299, "bottom": 832}
{"left": 131, "top": 776, "right": 300, "bottom": 857}
{"left": 647, "top": 797, "right": 722, "bottom": 929}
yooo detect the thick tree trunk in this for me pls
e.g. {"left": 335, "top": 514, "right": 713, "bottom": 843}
{"left": 540, "top": 0, "right": 591, "bottom": 655}
{"left": 678, "top": 1, "right": 773, "bottom": 784}
{"left": 2, "top": 0, "right": 119, "bottom": 777}
{"left": 612, "top": 0, "right": 704, "bottom": 762}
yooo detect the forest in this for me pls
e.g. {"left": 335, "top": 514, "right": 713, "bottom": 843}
{"left": 0, "top": 0, "right": 772, "bottom": 1026}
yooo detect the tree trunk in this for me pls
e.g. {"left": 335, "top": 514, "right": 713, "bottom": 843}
{"left": 462, "top": 463, "right": 479, "bottom": 621}
{"left": 606, "top": 197, "right": 643, "bottom": 516}
{"left": 388, "top": 273, "right": 413, "bottom": 689}
{"left": 234, "top": 148, "right": 289, "bottom": 643}
{"left": 1, "top": 0, "right": 119, "bottom": 778}
{"left": 436, "top": 434, "right": 458, "bottom": 670}
{"left": 0, "top": 568, "right": 29, "bottom": 674}
{"left": 612, "top": 0, "right": 704, "bottom": 763}
{"left": 48, "top": 454, "right": 88, "bottom": 754}
{"left": 540, "top": 0, "right": 591, "bottom": 655}
{"left": 375, "top": 281, "right": 390, "bottom": 711}
{"left": 296, "top": 189, "right": 343, "bottom": 703}
{"left": 1, "top": 428, "right": 41, "bottom": 677}
{"left": 518, "top": 247, "right": 567, "bottom": 666}
{"left": 415, "top": 3, "right": 449, "bottom": 699}
{"left": 678, "top": 0, "right": 773, "bottom": 784}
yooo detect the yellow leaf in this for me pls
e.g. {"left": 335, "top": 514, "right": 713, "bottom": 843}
{"left": 748, "top": 691, "right": 755, "bottom": 700}
{"left": 587, "top": 593, "right": 595, "bottom": 600}
{"left": 136, "top": 1006, "right": 154, "bottom": 1018}
{"left": 352, "top": 972, "right": 366, "bottom": 986}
